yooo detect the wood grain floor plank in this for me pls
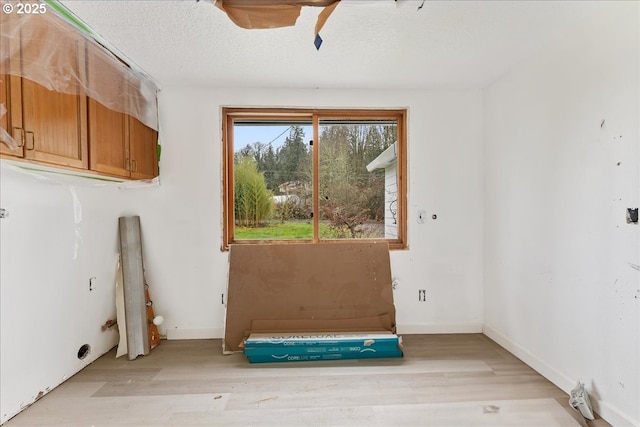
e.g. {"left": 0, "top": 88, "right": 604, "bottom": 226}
{"left": 44, "top": 381, "right": 106, "bottom": 398}
{"left": 5, "top": 394, "right": 228, "bottom": 427}
{"left": 92, "top": 372, "right": 449, "bottom": 397}
{"left": 168, "top": 406, "right": 377, "bottom": 427}
{"left": 70, "top": 367, "right": 161, "bottom": 382}
{"left": 370, "top": 398, "right": 581, "bottom": 427}
{"left": 154, "top": 359, "right": 492, "bottom": 381}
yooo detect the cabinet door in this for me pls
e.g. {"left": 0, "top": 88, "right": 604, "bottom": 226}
{"left": 0, "top": 74, "right": 24, "bottom": 157}
{"left": 0, "top": 20, "right": 24, "bottom": 158}
{"left": 0, "top": 75, "right": 8, "bottom": 149}
{"left": 88, "top": 98, "right": 129, "bottom": 177}
{"left": 21, "top": 78, "right": 88, "bottom": 169}
{"left": 19, "top": 16, "right": 88, "bottom": 169}
{"left": 129, "top": 116, "right": 158, "bottom": 180}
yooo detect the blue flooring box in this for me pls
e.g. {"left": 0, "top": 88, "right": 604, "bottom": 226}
{"left": 243, "top": 331, "right": 403, "bottom": 364}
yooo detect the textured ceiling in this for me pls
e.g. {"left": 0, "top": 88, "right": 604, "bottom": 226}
{"left": 60, "top": 0, "right": 611, "bottom": 90}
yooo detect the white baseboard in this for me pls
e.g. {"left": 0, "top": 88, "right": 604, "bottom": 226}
{"left": 397, "top": 323, "right": 483, "bottom": 334}
{"left": 482, "top": 325, "right": 575, "bottom": 391}
{"left": 165, "top": 328, "right": 223, "bottom": 340}
{"left": 483, "top": 325, "right": 638, "bottom": 427}
{"left": 164, "top": 325, "right": 483, "bottom": 339}
{"left": 594, "top": 401, "right": 639, "bottom": 427}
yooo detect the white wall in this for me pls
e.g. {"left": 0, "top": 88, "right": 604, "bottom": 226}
{"left": 154, "top": 87, "right": 484, "bottom": 338}
{"left": 483, "top": 3, "right": 639, "bottom": 426}
{"left": 0, "top": 87, "right": 484, "bottom": 423}
{"left": 0, "top": 165, "right": 163, "bottom": 423}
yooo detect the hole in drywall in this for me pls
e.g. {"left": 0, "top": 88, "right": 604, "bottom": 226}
{"left": 77, "top": 344, "right": 91, "bottom": 360}
{"left": 627, "top": 208, "right": 638, "bottom": 224}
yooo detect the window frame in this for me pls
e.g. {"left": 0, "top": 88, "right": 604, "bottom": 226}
{"left": 222, "top": 107, "right": 407, "bottom": 250}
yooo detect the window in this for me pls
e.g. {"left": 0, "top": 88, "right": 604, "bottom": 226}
{"left": 222, "top": 108, "right": 407, "bottom": 249}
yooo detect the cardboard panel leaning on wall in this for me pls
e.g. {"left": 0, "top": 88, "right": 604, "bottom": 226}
{"left": 224, "top": 241, "right": 397, "bottom": 352}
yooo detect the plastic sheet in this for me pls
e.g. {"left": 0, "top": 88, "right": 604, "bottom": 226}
{"left": 67, "top": 185, "right": 83, "bottom": 260}
{"left": 0, "top": 3, "right": 159, "bottom": 135}
{"left": 0, "top": 160, "right": 160, "bottom": 189}
{"left": 569, "top": 382, "right": 595, "bottom": 420}
{"left": 0, "top": 102, "right": 19, "bottom": 150}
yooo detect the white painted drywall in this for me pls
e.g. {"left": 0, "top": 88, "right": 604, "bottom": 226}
{"left": 0, "top": 165, "right": 161, "bottom": 423}
{"left": 483, "top": 3, "right": 639, "bottom": 426}
{"left": 153, "top": 87, "right": 484, "bottom": 338}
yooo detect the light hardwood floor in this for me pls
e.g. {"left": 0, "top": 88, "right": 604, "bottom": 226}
{"left": 4, "top": 334, "right": 611, "bottom": 427}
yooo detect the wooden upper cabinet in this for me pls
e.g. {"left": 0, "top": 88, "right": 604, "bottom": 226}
{"left": 88, "top": 98, "right": 128, "bottom": 176}
{"left": 88, "top": 102, "right": 158, "bottom": 180}
{"left": 0, "top": 76, "right": 7, "bottom": 145}
{"left": 0, "top": 74, "right": 24, "bottom": 158}
{"left": 0, "top": 18, "right": 24, "bottom": 158}
{"left": 129, "top": 116, "right": 158, "bottom": 180}
{"left": 1, "top": 15, "right": 88, "bottom": 169}
{"left": 1, "top": 13, "right": 158, "bottom": 180}
{"left": 21, "top": 78, "right": 88, "bottom": 168}
{"left": 87, "top": 51, "right": 129, "bottom": 177}
{"left": 87, "top": 54, "right": 158, "bottom": 180}
{"left": 2, "top": 75, "right": 90, "bottom": 170}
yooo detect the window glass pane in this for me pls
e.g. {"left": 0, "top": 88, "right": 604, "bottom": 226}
{"left": 318, "top": 119, "right": 398, "bottom": 240}
{"left": 233, "top": 122, "right": 313, "bottom": 240}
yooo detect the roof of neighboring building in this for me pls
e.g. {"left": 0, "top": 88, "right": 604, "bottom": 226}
{"left": 366, "top": 142, "right": 397, "bottom": 172}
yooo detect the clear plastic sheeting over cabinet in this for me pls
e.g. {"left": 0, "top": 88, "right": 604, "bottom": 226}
{"left": 0, "top": 2, "right": 159, "bottom": 150}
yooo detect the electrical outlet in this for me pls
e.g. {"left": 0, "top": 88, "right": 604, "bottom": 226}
{"left": 418, "top": 289, "right": 426, "bottom": 301}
